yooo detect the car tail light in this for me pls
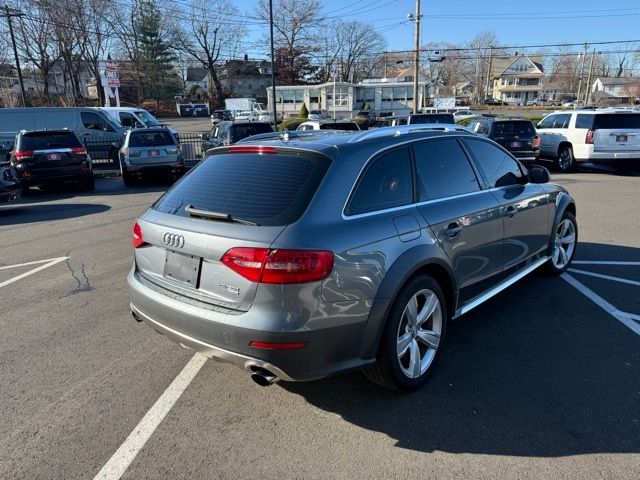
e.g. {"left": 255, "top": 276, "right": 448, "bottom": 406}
{"left": 532, "top": 136, "right": 541, "bottom": 148}
{"left": 249, "top": 341, "right": 307, "bottom": 350}
{"left": 585, "top": 129, "right": 595, "bottom": 144}
{"left": 71, "top": 147, "right": 87, "bottom": 155}
{"left": 13, "top": 150, "right": 34, "bottom": 161}
{"left": 132, "top": 222, "right": 146, "bottom": 248}
{"left": 221, "top": 248, "right": 334, "bottom": 284}
{"left": 227, "top": 146, "right": 277, "bottom": 154}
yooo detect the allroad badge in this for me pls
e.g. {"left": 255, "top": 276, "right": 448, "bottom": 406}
{"left": 163, "top": 232, "right": 185, "bottom": 248}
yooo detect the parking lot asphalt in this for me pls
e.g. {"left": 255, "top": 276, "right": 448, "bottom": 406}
{"left": 1, "top": 167, "right": 639, "bottom": 480}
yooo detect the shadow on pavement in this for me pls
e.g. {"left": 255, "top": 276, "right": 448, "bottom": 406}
{"left": 0, "top": 203, "right": 110, "bottom": 225}
{"left": 282, "top": 243, "right": 640, "bottom": 457}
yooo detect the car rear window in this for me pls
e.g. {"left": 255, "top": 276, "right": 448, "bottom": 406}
{"left": 129, "top": 130, "right": 176, "bottom": 147}
{"left": 230, "top": 124, "right": 273, "bottom": 142}
{"left": 319, "top": 123, "right": 359, "bottom": 131}
{"left": 410, "top": 114, "right": 455, "bottom": 124}
{"left": 20, "top": 131, "right": 82, "bottom": 150}
{"left": 593, "top": 113, "right": 640, "bottom": 129}
{"left": 491, "top": 121, "right": 536, "bottom": 137}
{"left": 153, "top": 152, "right": 331, "bottom": 226}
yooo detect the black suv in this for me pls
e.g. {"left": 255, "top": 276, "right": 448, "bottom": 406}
{"left": 201, "top": 121, "right": 273, "bottom": 154}
{"left": 467, "top": 117, "right": 540, "bottom": 162}
{"left": 11, "top": 130, "right": 95, "bottom": 192}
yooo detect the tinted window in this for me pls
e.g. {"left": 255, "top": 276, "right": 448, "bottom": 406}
{"left": 119, "top": 112, "right": 138, "bottom": 127}
{"left": 593, "top": 113, "right": 640, "bottom": 129}
{"left": 553, "top": 114, "right": 571, "bottom": 129}
{"left": 491, "top": 121, "right": 536, "bottom": 137}
{"left": 410, "top": 113, "right": 455, "bottom": 124}
{"left": 20, "top": 131, "right": 82, "bottom": 150}
{"left": 537, "top": 115, "right": 555, "bottom": 129}
{"left": 464, "top": 138, "right": 524, "bottom": 188}
{"left": 575, "top": 114, "right": 595, "bottom": 129}
{"left": 229, "top": 123, "right": 273, "bottom": 142}
{"left": 347, "top": 147, "right": 413, "bottom": 215}
{"left": 154, "top": 153, "right": 330, "bottom": 226}
{"left": 129, "top": 130, "right": 176, "bottom": 147}
{"left": 81, "top": 112, "right": 107, "bottom": 130}
{"left": 414, "top": 138, "right": 480, "bottom": 201}
{"left": 319, "top": 122, "right": 359, "bottom": 131}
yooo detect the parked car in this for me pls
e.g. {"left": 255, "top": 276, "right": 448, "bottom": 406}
{"left": 0, "top": 160, "right": 20, "bottom": 203}
{"left": 234, "top": 111, "right": 257, "bottom": 121}
{"left": 409, "top": 113, "right": 456, "bottom": 124}
{"left": 119, "top": 127, "right": 184, "bottom": 186}
{"left": 536, "top": 109, "right": 640, "bottom": 171}
{"left": 525, "top": 99, "right": 559, "bottom": 107}
{"left": 561, "top": 100, "right": 584, "bottom": 109}
{"left": 371, "top": 117, "right": 391, "bottom": 128}
{"left": 94, "top": 107, "right": 178, "bottom": 138}
{"left": 201, "top": 121, "right": 274, "bottom": 154}
{"left": 11, "top": 129, "right": 95, "bottom": 192}
{"left": 307, "top": 109, "right": 330, "bottom": 121}
{"left": 128, "top": 125, "right": 577, "bottom": 391}
{"left": 390, "top": 115, "right": 409, "bottom": 126}
{"left": 467, "top": 117, "right": 540, "bottom": 162}
{"left": 484, "top": 99, "right": 508, "bottom": 106}
{"left": 210, "top": 110, "right": 233, "bottom": 124}
{"left": 452, "top": 110, "right": 480, "bottom": 121}
{"left": 296, "top": 120, "right": 361, "bottom": 131}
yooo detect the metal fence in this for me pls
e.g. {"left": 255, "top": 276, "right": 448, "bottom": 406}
{"left": 82, "top": 132, "right": 208, "bottom": 172}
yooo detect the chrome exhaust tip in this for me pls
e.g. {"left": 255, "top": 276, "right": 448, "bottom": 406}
{"left": 249, "top": 366, "right": 279, "bottom": 386}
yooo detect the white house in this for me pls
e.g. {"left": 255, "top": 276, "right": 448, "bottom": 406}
{"left": 591, "top": 77, "right": 639, "bottom": 104}
{"left": 491, "top": 54, "right": 544, "bottom": 104}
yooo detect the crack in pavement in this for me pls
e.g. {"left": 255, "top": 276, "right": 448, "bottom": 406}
{"left": 62, "top": 254, "right": 95, "bottom": 296}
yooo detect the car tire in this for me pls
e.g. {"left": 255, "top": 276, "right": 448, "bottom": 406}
{"left": 364, "top": 274, "right": 447, "bottom": 392}
{"left": 557, "top": 145, "right": 577, "bottom": 172}
{"left": 544, "top": 211, "right": 578, "bottom": 275}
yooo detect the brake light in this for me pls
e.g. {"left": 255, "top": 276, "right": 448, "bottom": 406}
{"left": 71, "top": 147, "right": 87, "bottom": 155}
{"left": 249, "top": 341, "right": 307, "bottom": 350}
{"left": 132, "top": 222, "right": 146, "bottom": 248}
{"left": 13, "top": 150, "right": 34, "bottom": 161}
{"left": 532, "top": 136, "right": 541, "bottom": 148}
{"left": 585, "top": 129, "right": 595, "bottom": 144}
{"left": 221, "top": 248, "right": 334, "bottom": 284}
{"left": 227, "top": 146, "right": 277, "bottom": 154}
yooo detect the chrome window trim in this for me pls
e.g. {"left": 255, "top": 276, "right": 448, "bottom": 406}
{"left": 341, "top": 133, "right": 481, "bottom": 221}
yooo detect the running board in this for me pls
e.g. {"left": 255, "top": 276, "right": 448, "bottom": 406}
{"left": 454, "top": 256, "right": 550, "bottom": 318}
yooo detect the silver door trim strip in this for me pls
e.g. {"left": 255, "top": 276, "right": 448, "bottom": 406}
{"left": 454, "top": 256, "right": 550, "bottom": 318}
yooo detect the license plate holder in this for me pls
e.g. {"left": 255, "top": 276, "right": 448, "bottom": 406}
{"left": 163, "top": 250, "right": 200, "bottom": 286}
{"left": 616, "top": 135, "right": 628, "bottom": 142}
{"left": 47, "top": 153, "right": 61, "bottom": 160}
{"left": 510, "top": 141, "right": 521, "bottom": 148}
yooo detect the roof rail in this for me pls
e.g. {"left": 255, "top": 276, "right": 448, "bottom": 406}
{"left": 349, "top": 123, "right": 471, "bottom": 143}
{"left": 236, "top": 129, "right": 351, "bottom": 144}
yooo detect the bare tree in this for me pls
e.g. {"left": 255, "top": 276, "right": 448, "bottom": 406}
{"left": 622, "top": 80, "right": 640, "bottom": 103}
{"left": 331, "top": 21, "right": 386, "bottom": 83}
{"left": 172, "top": 0, "right": 243, "bottom": 105}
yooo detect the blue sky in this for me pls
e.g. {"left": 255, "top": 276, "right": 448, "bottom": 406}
{"left": 235, "top": 0, "right": 640, "bottom": 53}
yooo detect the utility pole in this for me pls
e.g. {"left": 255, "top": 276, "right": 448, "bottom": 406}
{"left": 383, "top": 51, "right": 387, "bottom": 78}
{"left": 409, "top": 0, "right": 421, "bottom": 113}
{"left": 474, "top": 47, "right": 480, "bottom": 104}
{"left": 1, "top": 5, "right": 27, "bottom": 107}
{"left": 485, "top": 46, "right": 494, "bottom": 101}
{"left": 585, "top": 49, "right": 596, "bottom": 106}
{"left": 576, "top": 42, "right": 588, "bottom": 106}
{"left": 268, "top": 0, "right": 277, "bottom": 129}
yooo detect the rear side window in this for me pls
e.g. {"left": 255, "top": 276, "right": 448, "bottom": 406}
{"left": 347, "top": 147, "right": 412, "bottom": 215}
{"left": 414, "top": 138, "right": 480, "bottom": 201}
{"left": 464, "top": 138, "right": 524, "bottom": 188}
{"left": 230, "top": 124, "right": 273, "bottom": 142}
{"left": 593, "top": 114, "right": 640, "bottom": 129}
{"left": 575, "top": 114, "right": 595, "bottom": 129}
{"left": 320, "top": 123, "right": 359, "bottom": 131}
{"left": 491, "top": 121, "right": 536, "bottom": 137}
{"left": 129, "top": 130, "right": 176, "bottom": 147}
{"left": 153, "top": 152, "right": 331, "bottom": 226}
{"left": 20, "top": 131, "right": 82, "bottom": 150}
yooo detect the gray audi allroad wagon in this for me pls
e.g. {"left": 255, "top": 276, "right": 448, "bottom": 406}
{"left": 127, "top": 126, "right": 577, "bottom": 391}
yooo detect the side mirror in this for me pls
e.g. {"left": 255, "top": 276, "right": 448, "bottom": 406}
{"left": 528, "top": 165, "right": 550, "bottom": 184}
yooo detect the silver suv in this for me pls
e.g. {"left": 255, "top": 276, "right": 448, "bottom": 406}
{"left": 127, "top": 126, "right": 577, "bottom": 391}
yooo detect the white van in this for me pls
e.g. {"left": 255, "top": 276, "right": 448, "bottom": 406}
{"left": 95, "top": 107, "right": 178, "bottom": 137}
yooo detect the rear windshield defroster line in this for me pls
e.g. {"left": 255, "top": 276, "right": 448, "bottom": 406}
{"left": 152, "top": 152, "right": 331, "bottom": 226}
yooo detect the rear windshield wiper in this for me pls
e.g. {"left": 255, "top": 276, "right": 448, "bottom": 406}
{"left": 185, "top": 205, "right": 258, "bottom": 226}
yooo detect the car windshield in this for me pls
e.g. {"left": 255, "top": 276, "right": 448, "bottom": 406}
{"left": 492, "top": 121, "right": 536, "bottom": 137}
{"left": 128, "top": 130, "right": 175, "bottom": 147}
{"left": 134, "top": 110, "right": 161, "bottom": 126}
{"left": 593, "top": 114, "right": 640, "bottom": 129}
{"left": 319, "top": 123, "right": 359, "bottom": 131}
{"left": 153, "top": 152, "right": 331, "bottom": 225}
{"left": 20, "top": 131, "right": 82, "bottom": 150}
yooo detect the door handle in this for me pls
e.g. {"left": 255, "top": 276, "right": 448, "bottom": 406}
{"left": 505, "top": 206, "right": 517, "bottom": 218}
{"left": 443, "top": 223, "right": 463, "bottom": 237}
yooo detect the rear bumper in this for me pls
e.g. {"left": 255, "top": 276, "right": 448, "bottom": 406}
{"left": 580, "top": 151, "right": 640, "bottom": 162}
{"left": 19, "top": 170, "right": 90, "bottom": 187}
{"left": 127, "top": 267, "right": 372, "bottom": 381}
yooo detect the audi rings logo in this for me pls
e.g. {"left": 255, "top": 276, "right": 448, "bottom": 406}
{"left": 163, "top": 232, "right": 185, "bottom": 248}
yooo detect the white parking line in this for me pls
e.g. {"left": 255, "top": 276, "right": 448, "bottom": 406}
{"left": 0, "top": 257, "right": 69, "bottom": 289}
{"left": 561, "top": 273, "right": 640, "bottom": 336}
{"left": 567, "top": 268, "right": 640, "bottom": 287}
{"left": 571, "top": 261, "right": 640, "bottom": 266}
{"left": 93, "top": 353, "right": 207, "bottom": 480}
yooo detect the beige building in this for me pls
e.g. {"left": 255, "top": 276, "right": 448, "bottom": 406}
{"left": 491, "top": 54, "right": 544, "bottom": 104}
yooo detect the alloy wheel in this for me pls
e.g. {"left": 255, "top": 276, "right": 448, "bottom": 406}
{"left": 558, "top": 149, "right": 572, "bottom": 171}
{"left": 396, "top": 289, "right": 443, "bottom": 379}
{"left": 552, "top": 219, "right": 576, "bottom": 269}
